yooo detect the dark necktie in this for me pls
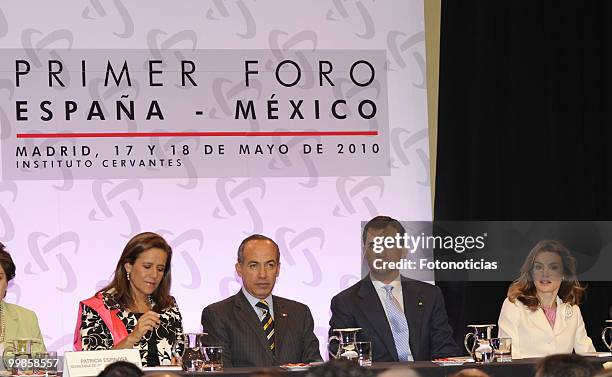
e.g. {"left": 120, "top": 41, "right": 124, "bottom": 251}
{"left": 255, "top": 300, "right": 275, "bottom": 352}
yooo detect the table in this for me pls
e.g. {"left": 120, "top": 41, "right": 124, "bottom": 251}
{"left": 157, "top": 357, "right": 611, "bottom": 377}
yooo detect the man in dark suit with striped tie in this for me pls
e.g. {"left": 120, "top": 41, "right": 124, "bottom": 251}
{"left": 201, "top": 234, "right": 322, "bottom": 367}
{"left": 329, "top": 216, "right": 460, "bottom": 362}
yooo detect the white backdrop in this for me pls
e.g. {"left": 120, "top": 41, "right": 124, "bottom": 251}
{"left": 0, "top": 0, "right": 432, "bottom": 356}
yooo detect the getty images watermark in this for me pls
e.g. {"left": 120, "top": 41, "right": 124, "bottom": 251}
{"left": 370, "top": 230, "right": 498, "bottom": 271}
{"left": 364, "top": 221, "right": 612, "bottom": 282}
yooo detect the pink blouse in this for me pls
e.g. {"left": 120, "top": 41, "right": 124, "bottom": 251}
{"left": 542, "top": 306, "right": 556, "bottom": 328}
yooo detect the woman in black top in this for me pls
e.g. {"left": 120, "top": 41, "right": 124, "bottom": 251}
{"left": 76, "top": 232, "right": 184, "bottom": 366}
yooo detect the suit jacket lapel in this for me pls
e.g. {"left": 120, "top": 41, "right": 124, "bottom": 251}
{"left": 272, "top": 297, "right": 287, "bottom": 357}
{"left": 234, "top": 291, "right": 274, "bottom": 361}
{"left": 358, "top": 278, "right": 399, "bottom": 361}
{"left": 553, "top": 297, "right": 569, "bottom": 336}
{"left": 401, "top": 278, "right": 424, "bottom": 359}
{"left": 526, "top": 303, "right": 554, "bottom": 335}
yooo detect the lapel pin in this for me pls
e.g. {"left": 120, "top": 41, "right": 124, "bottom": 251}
{"left": 282, "top": 313, "right": 288, "bottom": 317}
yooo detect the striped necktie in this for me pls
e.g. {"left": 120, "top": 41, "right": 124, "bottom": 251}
{"left": 255, "top": 300, "right": 275, "bottom": 352}
{"left": 382, "top": 285, "right": 413, "bottom": 361}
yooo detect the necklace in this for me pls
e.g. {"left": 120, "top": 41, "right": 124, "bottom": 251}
{"left": 131, "top": 295, "right": 153, "bottom": 313}
{"left": 0, "top": 301, "right": 5, "bottom": 342}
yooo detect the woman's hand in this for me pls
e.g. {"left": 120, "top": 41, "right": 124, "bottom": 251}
{"left": 114, "top": 311, "right": 161, "bottom": 350}
{"left": 131, "top": 311, "right": 161, "bottom": 341}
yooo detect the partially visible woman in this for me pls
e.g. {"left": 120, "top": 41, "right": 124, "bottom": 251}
{"left": 74, "top": 232, "right": 184, "bottom": 366}
{"left": 0, "top": 243, "right": 46, "bottom": 353}
{"left": 498, "top": 240, "right": 595, "bottom": 358}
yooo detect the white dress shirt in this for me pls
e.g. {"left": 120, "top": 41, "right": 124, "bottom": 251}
{"left": 371, "top": 274, "right": 405, "bottom": 317}
{"left": 242, "top": 288, "right": 274, "bottom": 320}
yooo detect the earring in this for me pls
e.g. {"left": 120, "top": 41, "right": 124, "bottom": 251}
{"left": 127, "top": 271, "right": 131, "bottom": 281}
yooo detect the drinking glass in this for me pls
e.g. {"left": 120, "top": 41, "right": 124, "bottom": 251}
{"left": 202, "top": 346, "right": 223, "bottom": 372}
{"left": 32, "top": 351, "right": 58, "bottom": 375}
{"left": 181, "top": 333, "right": 207, "bottom": 372}
{"left": 355, "top": 342, "right": 372, "bottom": 367}
{"left": 490, "top": 338, "right": 512, "bottom": 362}
{"left": 172, "top": 334, "right": 187, "bottom": 367}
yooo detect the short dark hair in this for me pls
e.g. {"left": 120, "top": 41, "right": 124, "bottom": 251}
{"left": 594, "top": 371, "right": 612, "bottom": 377}
{"left": 449, "top": 369, "right": 491, "bottom": 377}
{"left": 306, "top": 360, "right": 374, "bottom": 377}
{"left": 535, "top": 354, "right": 601, "bottom": 377}
{"left": 0, "top": 243, "right": 16, "bottom": 282}
{"left": 97, "top": 361, "right": 143, "bottom": 377}
{"left": 237, "top": 234, "right": 280, "bottom": 264}
{"left": 362, "top": 216, "right": 406, "bottom": 245}
{"left": 250, "top": 369, "right": 283, "bottom": 377}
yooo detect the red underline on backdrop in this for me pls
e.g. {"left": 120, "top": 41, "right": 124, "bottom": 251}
{"left": 16, "top": 131, "right": 379, "bottom": 139}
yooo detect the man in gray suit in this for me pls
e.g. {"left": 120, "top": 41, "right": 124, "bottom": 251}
{"left": 201, "top": 234, "right": 322, "bottom": 367}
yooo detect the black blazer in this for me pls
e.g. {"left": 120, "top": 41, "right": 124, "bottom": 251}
{"left": 329, "top": 276, "right": 460, "bottom": 361}
{"left": 201, "top": 291, "right": 322, "bottom": 367}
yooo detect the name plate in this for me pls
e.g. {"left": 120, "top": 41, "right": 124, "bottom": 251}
{"left": 62, "top": 349, "right": 142, "bottom": 377}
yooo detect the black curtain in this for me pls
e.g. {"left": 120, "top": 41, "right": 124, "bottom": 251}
{"left": 435, "top": 0, "right": 612, "bottom": 352}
